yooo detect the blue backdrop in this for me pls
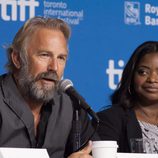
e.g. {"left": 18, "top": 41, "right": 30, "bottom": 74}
{"left": 1, "top": 0, "right": 158, "bottom": 112}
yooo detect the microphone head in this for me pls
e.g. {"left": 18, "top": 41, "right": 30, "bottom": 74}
{"left": 58, "top": 79, "right": 73, "bottom": 92}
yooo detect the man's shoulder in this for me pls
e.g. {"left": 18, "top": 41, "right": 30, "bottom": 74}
{"left": 0, "top": 73, "right": 9, "bottom": 90}
{"left": 0, "top": 73, "right": 7, "bottom": 83}
{"left": 0, "top": 74, "right": 9, "bottom": 102}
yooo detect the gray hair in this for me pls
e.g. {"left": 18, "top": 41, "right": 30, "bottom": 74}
{"left": 6, "top": 16, "right": 71, "bottom": 73}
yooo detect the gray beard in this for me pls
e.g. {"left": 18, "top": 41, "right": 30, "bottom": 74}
{"left": 17, "top": 66, "right": 58, "bottom": 103}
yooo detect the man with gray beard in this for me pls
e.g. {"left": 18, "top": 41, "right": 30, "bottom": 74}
{"left": 0, "top": 16, "right": 96, "bottom": 158}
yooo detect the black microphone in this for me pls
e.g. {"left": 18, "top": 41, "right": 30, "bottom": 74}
{"left": 58, "top": 79, "right": 99, "bottom": 124}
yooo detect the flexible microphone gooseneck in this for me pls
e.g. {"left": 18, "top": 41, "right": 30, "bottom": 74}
{"left": 58, "top": 79, "right": 100, "bottom": 152}
{"left": 58, "top": 79, "right": 100, "bottom": 123}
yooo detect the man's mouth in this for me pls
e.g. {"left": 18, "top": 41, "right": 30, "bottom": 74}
{"left": 41, "top": 77, "right": 58, "bottom": 84}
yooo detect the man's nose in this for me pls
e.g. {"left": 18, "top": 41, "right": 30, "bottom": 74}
{"left": 48, "top": 58, "right": 58, "bottom": 71}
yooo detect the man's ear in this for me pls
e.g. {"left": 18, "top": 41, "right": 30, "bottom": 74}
{"left": 11, "top": 51, "right": 21, "bottom": 69}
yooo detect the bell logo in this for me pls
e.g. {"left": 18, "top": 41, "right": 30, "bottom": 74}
{"left": 0, "top": 0, "right": 39, "bottom": 21}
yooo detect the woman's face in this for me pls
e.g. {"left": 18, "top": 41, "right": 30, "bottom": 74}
{"left": 134, "top": 53, "right": 158, "bottom": 105}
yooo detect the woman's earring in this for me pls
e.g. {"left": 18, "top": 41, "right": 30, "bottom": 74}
{"left": 128, "top": 87, "right": 132, "bottom": 95}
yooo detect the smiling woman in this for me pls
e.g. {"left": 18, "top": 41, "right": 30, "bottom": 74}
{"left": 93, "top": 41, "right": 158, "bottom": 154}
{"left": 134, "top": 53, "right": 158, "bottom": 106}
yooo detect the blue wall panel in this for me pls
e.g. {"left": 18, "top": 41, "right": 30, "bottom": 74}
{"left": 1, "top": 0, "right": 158, "bottom": 111}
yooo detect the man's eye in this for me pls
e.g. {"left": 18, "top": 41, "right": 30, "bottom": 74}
{"left": 58, "top": 56, "right": 67, "bottom": 62}
{"left": 38, "top": 52, "right": 50, "bottom": 58}
{"left": 60, "top": 56, "right": 66, "bottom": 60}
{"left": 40, "top": 53, "right": 49, "bottom": 56}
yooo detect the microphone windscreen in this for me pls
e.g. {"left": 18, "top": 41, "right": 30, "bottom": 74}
{"left": 58, "top": 79, "right": 73, "bottom": 92}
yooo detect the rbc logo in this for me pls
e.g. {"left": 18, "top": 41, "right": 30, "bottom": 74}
{"left": 0, "top": 0, "right": 39, "bottom": 21}
{"left": 106, "top": 59, "right": 124, "bottom": 90}
{"left": 124, "top": 1, "right": 140, "bottom": 25}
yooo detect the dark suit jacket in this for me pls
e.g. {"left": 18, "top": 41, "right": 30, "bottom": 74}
{"left": 0, "top": 74, "right": 95, "bottom": 158}
{"left": 93, "top": 105, "right": 143, "bottom": 152}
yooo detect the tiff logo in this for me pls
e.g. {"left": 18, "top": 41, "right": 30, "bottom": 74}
{"left": 106, "top": 59, "right": 124, "bottom": 90}
{"left": 0, "top": 0, "right": 39, "bottom": 21}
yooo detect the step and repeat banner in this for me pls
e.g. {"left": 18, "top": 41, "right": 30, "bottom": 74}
{"left": 1, "top": 0, "right": 158, "bottom": 112}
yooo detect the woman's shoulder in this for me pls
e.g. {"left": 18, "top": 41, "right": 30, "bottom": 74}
{"left": 97, "top": 104, "right": 129, "bottom": 121}
{"left": 98, "top": 104, "right": 125, "bottom": 114}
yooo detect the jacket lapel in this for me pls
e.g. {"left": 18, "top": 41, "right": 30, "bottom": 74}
{"left": 1, "top": 74, "right": 36, "bottom": 147}
{"left": 126, "top": 109, "right": 142, "bottom": 151}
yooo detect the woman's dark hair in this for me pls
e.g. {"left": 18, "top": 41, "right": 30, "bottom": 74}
{"left": 111, "top": 41, "right": 158, "bottom": 109}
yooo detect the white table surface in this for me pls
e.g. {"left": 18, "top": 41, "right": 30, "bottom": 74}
{"left": 117, "top": 153, "right": 158, "bottom": 158}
